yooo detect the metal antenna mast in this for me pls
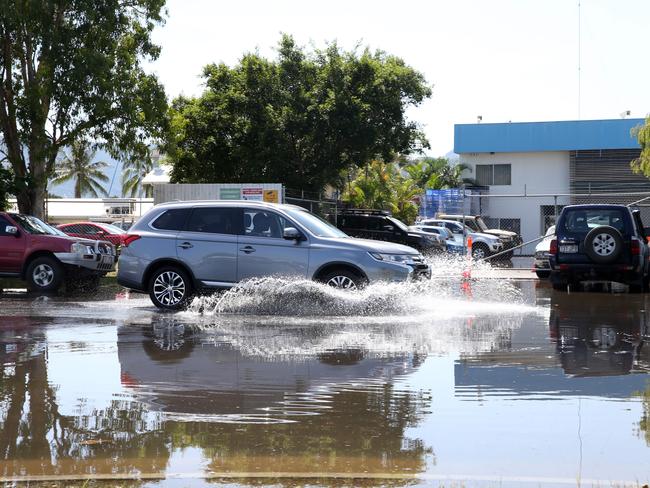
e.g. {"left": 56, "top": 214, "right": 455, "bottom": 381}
{"left": 578, "top": 0, "right": 581, "bottom": 119}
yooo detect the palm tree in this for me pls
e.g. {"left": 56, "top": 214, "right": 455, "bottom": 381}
{"left": 122, "top": 156, "right": 154, "bottom": 198}
{"left": 51, "top": 140, "right": 109, "bottom": 198}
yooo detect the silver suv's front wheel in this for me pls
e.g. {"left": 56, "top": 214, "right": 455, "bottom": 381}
{"left": 148, "top": 266, "right": 193, "bottom": 310}
{"left": 320, "top": 269, "right": 366, "bottom": 290}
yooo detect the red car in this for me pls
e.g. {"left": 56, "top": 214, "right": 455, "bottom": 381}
{"left": 0, "top": 212, "right": 116, "bottom": 292}
{"left": 57, "top": 221, "right": 129, "bottom": 248}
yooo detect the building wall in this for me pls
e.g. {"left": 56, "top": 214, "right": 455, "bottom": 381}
{"left": 459, "top": 151, "right": 571, "bottom": 248}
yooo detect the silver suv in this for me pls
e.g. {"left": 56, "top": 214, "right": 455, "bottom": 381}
{"left": 117, "top": 201, "right": 432, "bottom": 309}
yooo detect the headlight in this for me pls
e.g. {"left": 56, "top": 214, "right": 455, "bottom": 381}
{"left": 369, "top": 252, "right": 418, "bottom": 264}
{"left": 71, "top": 242, "right": 94, "bottom": 254}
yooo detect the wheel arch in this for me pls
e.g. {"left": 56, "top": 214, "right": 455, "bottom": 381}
{"left": 143, "top": 259, "right": 199, "bottom": 290}
{"left": 313, "top": 261, "right": 368, "bottom": 282}
{"left": 22, "top": 251, "right": 59, "bottom": 279}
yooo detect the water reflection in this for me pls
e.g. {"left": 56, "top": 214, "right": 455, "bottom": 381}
{"left": 549, "top": 291, "right": 650, "bottom": 377}
{"left": 456, "top": 290, "right": 650, "bottom": 399}
{"left": 0, "top": 316, "right": 434, "bottom": 481}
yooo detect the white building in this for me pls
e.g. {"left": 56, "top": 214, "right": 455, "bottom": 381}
{"left": 454, "top": 118, "right": 646, "bottom": 251}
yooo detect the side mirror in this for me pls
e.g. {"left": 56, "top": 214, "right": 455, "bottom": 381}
{"left": 383, "top": 225, "right": 394, "bottom": 232}
{"left": 5, "top": 225, "right": 18, "bottom": 236}
{"left": 283, "top": 227, "right": 302, "bottom": 241}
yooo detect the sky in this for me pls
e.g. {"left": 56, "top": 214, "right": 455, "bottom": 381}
{"left": 146, "top": 0, "right": 650, "bottom": 157}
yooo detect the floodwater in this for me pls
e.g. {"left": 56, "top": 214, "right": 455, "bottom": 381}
{"left": 1, "top": 263, "right": 650, "bottom": 487}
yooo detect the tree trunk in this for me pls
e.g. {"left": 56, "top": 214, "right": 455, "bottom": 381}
{"left": 15, "top": 173, "right": 47, "bottom": 220}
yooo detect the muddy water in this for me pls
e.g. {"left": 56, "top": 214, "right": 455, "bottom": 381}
{"left": 1, "top": 273, "right": 650, "bottom": 487}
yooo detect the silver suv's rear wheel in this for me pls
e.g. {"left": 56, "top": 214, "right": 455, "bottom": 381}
{"left": 149, "top": 267, "right": 193, "bottom": 310}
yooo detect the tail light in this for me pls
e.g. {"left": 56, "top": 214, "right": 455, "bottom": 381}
{"left": 631, "top": 239, "right": 641, "bottom": 256}
{"left": 550, "top": 239, "right": 558, "bottom": 255}
{"left": 123, "top": 234, "right": 141, "bottom": 247}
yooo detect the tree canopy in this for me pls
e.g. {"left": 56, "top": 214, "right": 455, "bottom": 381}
{"left": 0, "top": 0, "right": 168, "bottom": 218}
{"left": 631, "top": 116, "right": 650, "bottom": 178}
{"left": 165, "top": 35, "right": 432, "bottom": 192}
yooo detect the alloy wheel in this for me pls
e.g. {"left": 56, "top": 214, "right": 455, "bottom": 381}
{"left": 32, "top": 264, "right": 55, "bottom": 287}
{"left": 326, "top": 275, "right": 358, "bottom": 290}
{"left": 592, "top": 233, "right": 616, "bottom": 256}
{"left": 153, "top": 271, "right": 186, "bottom": 306}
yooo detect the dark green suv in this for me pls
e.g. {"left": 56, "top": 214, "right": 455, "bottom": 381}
{"left": 549, "top": 204, "right": 650, "bottom": 291}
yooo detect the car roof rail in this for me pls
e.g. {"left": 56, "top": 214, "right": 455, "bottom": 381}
{"left": 341, "top": 208, "right": 391, "bottom": 216}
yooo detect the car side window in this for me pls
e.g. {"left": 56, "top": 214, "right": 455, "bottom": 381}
{"left": 152, "top": 208, "right": 191, "bottom": 231}
{"left": 187, "top": 207, "right": 241, "bottom": 235}
{"left": 83, "top": 224, "right": 101, "bottom": 235}
{"left": 0, "top": 216, "right": 13, "bottom": 236}
{"left": 243, "top": 210, "right": 287, "bottom": 238}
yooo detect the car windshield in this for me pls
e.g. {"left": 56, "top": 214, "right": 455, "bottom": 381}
{"left": 388, "top": 217, "right": 409, "bottom": 232}
{"left": 475, "top": 216, "right": 489, "bottom": 232}
{"left": 284, "top": 208, "right": 348, "bottom": 238}
{"left": 9, "top": 214, "right": 59, "bottom": 236}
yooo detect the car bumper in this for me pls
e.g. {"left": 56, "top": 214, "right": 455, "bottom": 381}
{"left": 550, "top": 261, "right": 643, "bottom": 282}
{"left": 364, "top": 260, "right": 431, "bottom": 282}
{"left": 54, "top": 252, "right": 115, "bottom": 273}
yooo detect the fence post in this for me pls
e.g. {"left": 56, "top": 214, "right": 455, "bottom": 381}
{"left": 554, "top": 195, "right": 558, "bottom": 221}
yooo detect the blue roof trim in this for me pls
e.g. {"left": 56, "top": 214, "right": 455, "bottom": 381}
{"left": 454, "top": 118, "right": 644, "bottom": 153}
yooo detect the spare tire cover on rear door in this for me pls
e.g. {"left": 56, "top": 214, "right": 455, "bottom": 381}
{"left": 584, "top": 225, "right": 623, "bottom": 263}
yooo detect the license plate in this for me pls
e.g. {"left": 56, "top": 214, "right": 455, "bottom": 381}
{"left": 559, "top": 245, "right": 578, "bottom": 253}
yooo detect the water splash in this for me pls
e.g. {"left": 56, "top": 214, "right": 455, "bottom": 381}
{"left": 186, "top": 254, "right": 526, "bottom": 318}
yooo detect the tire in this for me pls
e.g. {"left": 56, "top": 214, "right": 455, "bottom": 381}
{"left": 148, "top": 266, "right": 193, "bottom": 310}
{"left": 629, "top": 282, "right": 644, "bottom": 293}
{"left": 535, "top": 270, "right": 550, "bottom": 279}
{"left": 25, "top": 256, "right": 64, "bottom": 292}
{"left": 584, "top": 226, "right": 623, "bottom": 264}
{"left": 550, "top": 273, "right": 568, "bottom": 291}
{"left": 319, "top": 268, "right": 366, "bottom": 290}
{"left": 552, "top": 281, "right": 566, "bottom": 291}
{"left": 471, "top": 243, "right": 490, "bottom": 260}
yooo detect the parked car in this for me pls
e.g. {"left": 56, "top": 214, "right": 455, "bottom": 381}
{"left": 111, "top": 219, "right": 136, "bottom": 231}
{"left": 548, "top": 204, "right": 650, "bottom": 291}
{"left": 117, "top": 201, "right": 432, "bottom": 310}
{"left": 437, "top": 214, "right": 522, "bottom": 257}
{"left": 57, "top": 221, "right": 130, "bottom": 248}
{"left": 337, "top": 209, "right": 445, "bottom": 253}
{"left": 409, "top": 225, "right": 464, "bottom": 253}
{"left": 0, "top": 212, "right": 116, "bottom": 292}
{"left": 534, "top": 225, "right": 555, "bottom": 279}
{"left": 418, "top": 218, "right": 503, "bottom": 259}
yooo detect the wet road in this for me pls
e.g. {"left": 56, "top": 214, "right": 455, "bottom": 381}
{"left": 1, "top": 273, "right": 650, "bottom": 487}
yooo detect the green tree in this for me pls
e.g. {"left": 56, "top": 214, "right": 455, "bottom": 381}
{"left": 0, "top": 166, "right": 17, "bottom": 210}
{"left": 403, "top": 157, "right": 473, "bottom": 190}
{"left": 343, "top": 160, "right": 419, "bottom": 224}
{"left": 122, "top": 155, "right": 153, "bottom": 198}
{"left": 50, "top": 140, "right": 109, "bottom": 198}
{"left": 165, "top": 35, "right": 431, "bottom": 192}
{"left": 0, "top": 1, "right": 168, "bottom": 219}
{"left": 631, "top": 116, "right": 650, "bottom": 178}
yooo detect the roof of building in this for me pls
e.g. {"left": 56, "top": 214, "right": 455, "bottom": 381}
{"left": 454, "top": 118, "right": 645, "bottom": 154}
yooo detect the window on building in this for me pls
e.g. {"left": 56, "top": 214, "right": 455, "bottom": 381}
{"left": 475, "top": 164, "right": 511, "bottom": 186}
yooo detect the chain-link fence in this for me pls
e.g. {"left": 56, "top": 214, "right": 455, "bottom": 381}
{"left": 455, "top": 191, "right": 650, "bottom": 256}
{"left": 283, "top": 188, "right": 340, "bottom": 224}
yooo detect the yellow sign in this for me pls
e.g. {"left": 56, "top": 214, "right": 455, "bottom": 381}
{"left": 263, "top": 190, "right": 279, "bottom": 203}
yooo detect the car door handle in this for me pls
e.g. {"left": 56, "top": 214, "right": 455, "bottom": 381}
{"left": 240, "top": 246, "right": 256, "bottom": 254}
{"left": 178, "top": 242, "right": 193, "bottom": 249}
